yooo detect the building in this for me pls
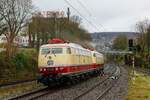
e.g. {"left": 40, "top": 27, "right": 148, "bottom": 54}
{"left": 0, "top": 35, "right": 7, "bottom": 44}
{"left": 0, "top": 35, "right": 29, "bottom": 47}
{"left": 15, "top": 36, "right": 29, "bottom": 47}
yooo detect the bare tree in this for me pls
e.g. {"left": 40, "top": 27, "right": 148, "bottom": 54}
{"left": 0, "top": 14, "right": 7, "bottom": 35}
{"left": 0, "top": 0, "right": 33, "bottom": 57}
{"left": 136, "top": 20, "right": 149, "bottom": 53}
{"left": 136, "top": 19, "right": 150, "bottom": 55}
{"left": 146, "top": 26, "right": 150, "bottom": 55}
{"left": 112, "top": 34, "right": 128, "bottom": 50}
{"left": 28, "top": 13, "right": 91, "bottom": 49}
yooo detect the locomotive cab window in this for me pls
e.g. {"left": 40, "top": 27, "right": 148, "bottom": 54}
{"left": 41, "top": 48, "right": 63, "bottom": 55}
{"left": 51, "top": 48, "right": 63, "bottom": 54}
{"left": 41, "top": 48, "right": 49, "bottom": 55}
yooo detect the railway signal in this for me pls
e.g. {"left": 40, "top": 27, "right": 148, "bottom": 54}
{"left": 128, "top": 39, "right": 133, "bottom": 51}
{"left": 128, "top": 39, "right": 140, "bottom": 54}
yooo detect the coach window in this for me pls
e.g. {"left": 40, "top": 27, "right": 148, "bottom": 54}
{"left": 93, "top": 53, "right": 96, "bottom": 57}
{"left": 71, "top": 48, "right": 74, "bottom": 54}
{"left": 78, "top": 49, "right": 81, "bottom": 55}
{"left": 79, "top": 49, "right": 82, "bottom": 55}
{"left": 76, "top": 49, "right": 79, "bottom": 55}
{"left": 67, "top": 48, "right": 71, "bottom": 54}
{"left": 84, "top": 50, "right": 86, "bottom": 56}
{"left": 51, "top": 48, "right": 63, "bottom": 54}
{"left": 82, "top": 50, "right": 84, "bottom": 56}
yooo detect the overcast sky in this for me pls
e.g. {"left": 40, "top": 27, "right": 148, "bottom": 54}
{"left": 33, "top": 0, "right": 150, "bottom": 33}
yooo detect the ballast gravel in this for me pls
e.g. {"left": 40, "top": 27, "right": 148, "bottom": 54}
{"left": 36, "top": 64, "right": 128, "bottom": 100}
{"left": 101, "top": 66, "right": 128, "bottom": 100}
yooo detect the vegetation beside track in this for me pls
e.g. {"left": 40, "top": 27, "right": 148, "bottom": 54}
{"left": 0, "top": 48, "right": 38, "bottom": 84}
{"left": 0, "top": 81, "right": 43, "bottom": 100}
{"left": 126, "top": 71, "right": 150, "bottom": 100}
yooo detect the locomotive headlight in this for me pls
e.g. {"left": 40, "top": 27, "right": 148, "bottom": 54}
{"left": 43, "top": 68, "right": 46, "bottom": 71}
{"left": 47, "top": 60, "right": 53, "bottom": 66}
{"left": 55, "top": 68, "right": 58, "bottom": 71}
{"left": 40, "top": 68, "right": 43, "bottom": 72}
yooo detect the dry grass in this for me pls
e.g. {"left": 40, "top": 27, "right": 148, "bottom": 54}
{"left": 0, "top": 81, "right": 43, "bottom": 100}
{"left": 126, "top": 72, "right": 150, "bottom": 100}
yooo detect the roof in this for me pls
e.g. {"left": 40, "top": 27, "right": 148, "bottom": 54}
{"left": 41, "top": 43, "right": 84, "bottom": 50}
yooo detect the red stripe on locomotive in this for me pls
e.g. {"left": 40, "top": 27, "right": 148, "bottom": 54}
{"left": 39, "top": 64, "right": 104, "bottom": 76}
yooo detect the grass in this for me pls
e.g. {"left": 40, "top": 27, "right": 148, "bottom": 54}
{"left": 126, "top": 71, "right": 150, "bottom": 100}
{"left": 0, "top": 81, "right": 44, "bottom": 100}
{"left": 0, "top": 48, "right": 42, "bottom": 99}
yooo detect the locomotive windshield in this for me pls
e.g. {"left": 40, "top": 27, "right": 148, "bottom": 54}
{"left": 41, "top": 48, "right": 62, "bottom": 55}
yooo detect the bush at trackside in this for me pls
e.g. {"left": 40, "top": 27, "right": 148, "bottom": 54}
{"left": 0, "top": 49, "right": 38, "bottom": 84}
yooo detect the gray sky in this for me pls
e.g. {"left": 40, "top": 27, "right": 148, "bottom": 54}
{"left": 33, "top": 0, "right": 150, "bottom": 33}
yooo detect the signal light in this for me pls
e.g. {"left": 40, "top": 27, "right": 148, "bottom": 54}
{"left": 129, "top": 39, "right": 133, "bottom": 47}
{"left": 128, "top": 39, "right": 133, "bottom": 51}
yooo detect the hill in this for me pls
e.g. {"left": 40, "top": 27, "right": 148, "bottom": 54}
{"left": 91, "top": 32, "right": 138, "bottom": 51}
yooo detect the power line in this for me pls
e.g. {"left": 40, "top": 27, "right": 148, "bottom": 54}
{"left": 76, "top": 0, "right": 92, "bottom": 16}
{"left": 76, "top": 0, "right": 106, "bottom": 31}
{"left": 64, "top": 0, "right": 101, "bottom": 32}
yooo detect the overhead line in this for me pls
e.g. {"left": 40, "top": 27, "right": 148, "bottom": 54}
{"left": 64, "top": 0, "right": 101, "bottom": 32}
{"left": 76, "top": 0, "right": 92, "bottom": 16}
{"left": 76, "top": 0, "right": 106, "bottom": 31}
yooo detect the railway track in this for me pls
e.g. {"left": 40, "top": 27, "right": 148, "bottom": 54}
{"left": 9, "top": 65, "right": 119, "bottom": 100}
{"left": 0, "top": 79, "right": 36, "bottom": 89}
{"left": 95, "top": 78, "right": 119, "bottom": 100}
{"left": 9, "top": 81, "right": 72, "bottom": 100}
{"left": 8, "top": 86, "right": 63, "bottom": 100}
{"left": 9, "top": 87, "right": 47, "bottom": 100}
{"left": 73, "top": 66, "right": 120, "bottom": 100}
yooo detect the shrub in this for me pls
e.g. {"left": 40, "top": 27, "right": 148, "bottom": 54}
{"left": 0, "top": 48, "right": 38, "bottom": 83}
{"left": 0, "top": 52, "right": 16, "bottom": 79}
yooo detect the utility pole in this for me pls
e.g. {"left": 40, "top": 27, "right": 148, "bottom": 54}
{"left": 67, "top": 7, "right": 70, "bottom": 21}
{"left": 132, "top": 55, "right": 135, "bottom": 76}
{"left": 53, "top": 12, "right": 57, "bottom": 38}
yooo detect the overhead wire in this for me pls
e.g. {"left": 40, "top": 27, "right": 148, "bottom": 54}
{"left": 64, "top": 0, "right": 101, "bottom": 32}
{"left": 76, "top": 0, "right": 106, "bottom": 31}
{"left": 76, "top": 0, "right": 92, "bottom": 16}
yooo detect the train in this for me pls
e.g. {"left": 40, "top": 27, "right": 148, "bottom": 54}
{"left": 38, "top": 39, "right": 105, "bottom": 86}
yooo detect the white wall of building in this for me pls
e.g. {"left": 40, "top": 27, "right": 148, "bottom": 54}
{"left": 0, "top": 35, "right": 29, "bottom": 47}
{"left": 0, "top": 35, "right": 7, "bottom": 43}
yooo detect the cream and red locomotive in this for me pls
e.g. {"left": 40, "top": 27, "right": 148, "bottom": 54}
{"left": 38, "top": 39, "right": 104, "bottom": 85}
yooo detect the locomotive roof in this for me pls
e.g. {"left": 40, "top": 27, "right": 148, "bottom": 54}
{"left": 40, "top": 43, "right": 103, "bottom": 56}
{"left": 40, "top": 43, "right": 86, "bottom": 50}
{"left": 91, "top": 51, "right": 103, "bottom": 56}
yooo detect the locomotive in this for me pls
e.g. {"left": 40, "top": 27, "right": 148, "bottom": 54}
{"left": 38, "top": 39, "right": 104, "bottom": 85}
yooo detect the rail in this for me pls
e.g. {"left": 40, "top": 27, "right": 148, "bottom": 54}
{"left": 96, "top": 66, "right": 120, "bottom": 100}
{"left": 0, "top": 79, "right": 37, "bottom": 88}
{"left": 9, "top": 64, "right": 120, "bottom": 100}
{"left": 73, "top": 66, "right": 120, "bottom": 100}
